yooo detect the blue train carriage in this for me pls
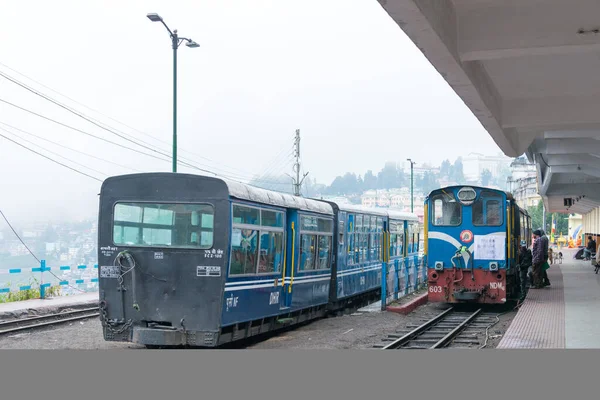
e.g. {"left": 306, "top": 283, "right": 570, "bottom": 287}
{"left": 98, "top": 173, "right": 337, "bottom": 348}
{"left": 323, "top": 202, "right": 420, "bottom": 309}
{"left": 424, "top": 185, "right": 531, "bottom": 304}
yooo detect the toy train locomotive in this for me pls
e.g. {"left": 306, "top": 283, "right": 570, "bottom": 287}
{"left": 424, "top": 185, "right": 532, "bottom": 304}
{"left": 97, "top": 173, "right": 420, "bottom": 347}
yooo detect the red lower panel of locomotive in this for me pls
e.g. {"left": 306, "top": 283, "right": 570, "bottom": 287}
{"left": 427, "top": 268, "right": 508, "bottom": 304}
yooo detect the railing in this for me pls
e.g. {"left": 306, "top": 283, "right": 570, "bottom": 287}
{"left": 381, "top": 254, "right": 426, "bottom": 310}
{"left": 0, "top": 260, "right": 99, "bottom": 302}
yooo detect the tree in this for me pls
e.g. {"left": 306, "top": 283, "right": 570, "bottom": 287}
{"left": 363, "top": 170, "right": 377, "bottom": 190}
{"left": 527, "top": 200, "right": 569, "bottom": 238}
{"left": 377, "top": 162, "right": 402, "bottom": 189}
{"left": 421, "top": 171, "right": 440, "bottom": 195}
{"left": 481, "top": 169, "right": 492, "bottom": 186}
{"left": 453, "top": 157, "right": 465, "bottom": 183}
{"left": 440, "top": 159, "right": 451, "bottom": 178}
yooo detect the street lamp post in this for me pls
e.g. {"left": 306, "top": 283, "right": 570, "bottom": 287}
{"left": 147, "top": 13, "right": 199, "bottom": 173}
{"left": 407, "top": 159, "right": 416, "bottom": 212}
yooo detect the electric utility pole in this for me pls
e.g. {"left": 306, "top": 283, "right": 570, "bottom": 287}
{"left": 288, "top": 129, "right": 309, "bottom": 196}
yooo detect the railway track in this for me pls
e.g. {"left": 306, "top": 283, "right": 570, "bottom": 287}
{"left": 376, "top": 307, "right": 499, "bottom": 349}
{"left": 0, "top": 307, "right": 100, "bottom": 336}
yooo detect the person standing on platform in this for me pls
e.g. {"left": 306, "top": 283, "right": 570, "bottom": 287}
{"left": 531, "top": 230, "right": 544, "bottom": 289}
{"left": 540, "top": 230, "right": 551, "bottom": 287}
{"left": 517, "top": 240, "right": 532, "bottom": 300}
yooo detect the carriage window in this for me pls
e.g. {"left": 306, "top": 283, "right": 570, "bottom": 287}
{"left": 233, "top": 205, "right": 260, "bottom": 225}
{"left": 230, "top": 204, "right": 285, "bottom": 275}
{"left": 317, "top": 235, "right": 332, "bottom": 269}
{"left": 299, "top": 234, "right": 317, "bottom": 270}
{"left": 301, "top": 216, "right": 318, "bottom": 231}
{"left": 355, "top": 215, "right": 363, "bottom": 232}
{"left": 431, "top": 194, "right": 461, "bottom": 226}
{"left": 369, "top": 233, "right": 377, "bottom": 260}
{"left": 113, "top": 203, "right": 214, "bottom": 248}
{"left": 261, "top": 210, "right": 284, "bottom": 228}
{"left": 361, "top": 233, "right": 369, "bottom": 263}
{"left": 230, "top": 228, "right": 259, "bottom": 275}
{"left": 472, "top": 191, "right": 503, "bottom": 226}
{"left": 257, "top": 231, "right": 284, "bottom": 273}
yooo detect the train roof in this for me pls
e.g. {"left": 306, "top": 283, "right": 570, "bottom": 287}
{"left": 333, "top": 203, "right": 419, "bottom": 222}
{"left": 426, "top": 185, "right": 514, "bottom": 201}
{"left": 101, "top": 173, "right": 333, "bottom": 215}
{"left": 223, "top": 179, "right": 334, "bottom": 215}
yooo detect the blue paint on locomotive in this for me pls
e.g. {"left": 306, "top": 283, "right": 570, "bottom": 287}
{"left": 426, "top": 186, "right": 513, "bottom": 271}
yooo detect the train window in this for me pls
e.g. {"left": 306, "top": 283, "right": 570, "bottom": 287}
{"left": 389, "top": 233, "right": 404, "bottom": 257}
{"left": 113, "top": 203, "right": 214, "bottom": 249}
{"left": 114, "top": 226, "right": 140, "bottom": 245}
{"left": 370, "top": 216, "right": 377, "bottom": 232}
{"left": 347, "top": 231, "right": 355, "bottom": 265}
{"left": 143, "top": 228, "right": 172, "bottom": 246}
{"left": 262, "top": 210, "right": 284, "bottom": 228}
{"left": 377, "top": 217, "right": 383, "bottom": 232}
{"left": 338, "top": 219, "right": 345, "bottom": 250}
{"left": 233, "top": 205, "right": 260, "bottom": 225}
{"left": 369, "top": 233, "right": 377, "bottom": 260}
{"left": 301, "top": 216, "right": 318, "bottom": 231}
{"left": 355, "top": 215, "right": 363, "bottom": 232}
{"left": 143, "top": 207, "right": 174, "bottom": 225}
{"left": 299, "top": 234, "right": 317, "bottom": 270}
{"left": 317, "top": 235, "right": 332, "bottom": 269}
{"left": 257, "top": 231, "right": 284, "bottom": 273}
{"left": 229, "top": 228, "right": 259, "bottom": 275}
{"left": 361, "top": 233, "right": 369, "bottom": 263}
{"left": 318, "top": 218, "right": 333, "bottom": 232}
{"left": 472, "top": 191, "right": 503, "bottom": 226}
{"left": 431, "top": 193, "right": 461, "bottom": 226}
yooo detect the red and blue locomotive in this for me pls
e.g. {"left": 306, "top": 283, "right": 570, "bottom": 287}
{"left": 424, "top": 186, "right": 531, "bottom": 304}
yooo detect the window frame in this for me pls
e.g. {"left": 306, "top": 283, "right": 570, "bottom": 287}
{"left": 431, "top": 193, "right": 462, "bottom": 227}
{"left": 472, "top": 191, "right": 504, "bottom": 227}
{"left": 228, "top": 203, "right": 286, "bottom": 277}
{"left": 111, "top": 201, "right": 215, "bottom": 250}
{"left": 297, "top": 214, "right": 334, "bottom": 272}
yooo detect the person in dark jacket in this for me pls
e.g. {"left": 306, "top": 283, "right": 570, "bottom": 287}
{"left": 517, "top": 240, "right": 533, "bottom": 300}
{"left": 584, "top": 236, "right": 596, "bottom": 260}
{"left": 531, "top": 230, "right": 544, "bottom": 289}
{"left": 540, "top": 230, "right": 551, "bottom": 287}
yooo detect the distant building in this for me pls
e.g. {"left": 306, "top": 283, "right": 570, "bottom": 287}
{"left": 361, "top": 188, "right": 425, "bottom": 212}
{"left": 506, "top": 157, "right": 541, "bottom": 209}
{"left": 463, "top": 152, "right": 511, "bottom": 182}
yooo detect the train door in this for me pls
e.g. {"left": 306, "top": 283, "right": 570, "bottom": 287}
{"left": 279, "top": 212, "right": 297, "bottom": 311}
{"left": 336, "top": 211, "right": 347, "bottom": 298}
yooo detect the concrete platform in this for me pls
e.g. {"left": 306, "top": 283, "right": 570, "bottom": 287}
{"left": 498, "top": 249, "right": 600, "bottom": 349}
{"left": 0, "top": 292, "right": 98, "bottom": 320}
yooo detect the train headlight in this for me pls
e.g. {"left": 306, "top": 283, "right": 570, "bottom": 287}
{"left": 434, "top": 261, "right": 444, "bottom": 271}
{"left": 457, "top": 187, "right": 477, "bottom": 205}
{"left": 489, "top": 262, "right": 499, "bottom": 271}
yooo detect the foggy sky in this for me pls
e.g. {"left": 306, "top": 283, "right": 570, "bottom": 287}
{"left": 0, "top": 0, "right": 502, "bottom": 225}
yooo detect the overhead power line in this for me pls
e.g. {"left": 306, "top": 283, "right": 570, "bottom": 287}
{"left": 0, "top": 65, "right": 294, "bottom": 188}
{"left": 0, "top": 64, "right": 263, "bottom": 178}
{"left": 0, "top": 208, "right": 87, "bottom": 293}
{"left": 0, "top": 131, "right": 103, "bottom": 182}
{"left": 0, "top": 120, "right": 142, "bottom": 173}
{"left": 0, "top": 126, "right": 108, "bottom": 177}
{"left": 0, "top": 209, "right": 41, "bottom": 263}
